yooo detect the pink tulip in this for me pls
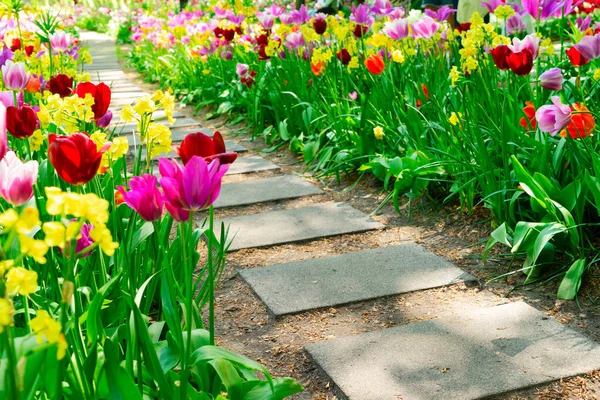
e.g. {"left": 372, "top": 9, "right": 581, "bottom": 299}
{"left": 535, "top": 96, "right": 572, "bottom": 136}
{"left": 574, "top": 34, "right": 600, "bottom": 61}
{"left": 49, "top": 31, "right": 72, "bottom": 53}
{"left": 0, "top": 151, "right": 38, "bottom": 206}
{"left": 383, "top": 19, "right": 409, "bottom": 40}
{"left": 0, "top": 102, "right": 6, "bottom": 162}
{"left": 2, "top": 60, "right": 30, "bottom": 91}
{"left": 117, "top": 175, "right": 164, "bottom": 221}
{"left": 539, "top": 68, "right": 563, "bottom": 91}
{"left": 411, "top": 16, "right": 440, "bottom": 39}
{"left": 508, "top": 33, "right": 540, "bottom": 58}
{"left": 158, "top": 156, "right": 228, "bottom": 213}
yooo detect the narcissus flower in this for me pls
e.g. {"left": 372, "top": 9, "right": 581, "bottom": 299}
{"left": 535, "top": 96, "right": 572, "bottom": 136}
{"left": 29, "top": 310, "right": 67, "bottom": 359}
{"left": 0, "top": 151, "right": 38, "bottom": 206}
{"left": 6, "top": 266, "right": 38, "bottom": 296}
{"left": 365, "top": 54, "right": 385, "bottom": 75}
{"left": 48, "top": 132, "right": 111, "bottom": 185}
{"left": 158, "top": 156, "right": 229, "bottom": 212}
{"left": 7, "top": 105, "right": 37, "bottom": 138}
{"left": 74, "top": 82, "right": 111, "bottom": 120}
{"left": 175, "top": 131, "right": 237, "bottom": 166}
{"left": 117, "top": 175, "right": 164, "bottom": 221}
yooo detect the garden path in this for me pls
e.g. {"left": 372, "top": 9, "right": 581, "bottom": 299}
{"left": 82, "top": 31, "right": 600, "bottom": 399}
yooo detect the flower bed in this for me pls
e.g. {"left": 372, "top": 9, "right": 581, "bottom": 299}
{"left": 0, "top": 1, "right": 302, "bottom": 398}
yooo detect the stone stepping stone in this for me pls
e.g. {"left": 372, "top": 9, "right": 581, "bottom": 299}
{"left": 240, "top": 244, "right": 474, "bottom": 317}
{"left": 215, "top": 175, "right": 322, "bottom": 209}
{"left": 305, "top": 301, "right": 600, "bottom": 400}
{"left": 216, "top": 202, "right": 383, "bottom": 251}
{"left": 109, "top": 86, "right": 146, "bottom": 94}
{"left": 110, "top": 91, "right": 149, "bottom": 100}
{"left": 171, "top": 128, "right": 215, "bottom": 141}
{"left": 128, "top": 140, "right": 244, "bottom": 159}
{"left": 116, "top": 117, "right": 200, "bottom": 132}
{"left": 227, "top": 155, "right": 279, "bottom": 176}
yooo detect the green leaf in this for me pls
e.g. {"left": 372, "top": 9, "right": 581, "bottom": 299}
{"left": 242, "top": 378, "right": 304, "bottom": 400}
{"left": 557, "top": 259, "right": 587, "bottom": 300}
{"left": 217, "top": 102, "right": 234, "bottom": 115}
{"left": 86, "top": 273, "right": 121, "bottom": 345}
{"left": 209, "top": 359, "right": 243, "bottom": 399}
{"left": 129, "top": 222, "right": 154, "bottom": 255}
{"left": 103, "top": 338, "right": 142, "bottom": 400}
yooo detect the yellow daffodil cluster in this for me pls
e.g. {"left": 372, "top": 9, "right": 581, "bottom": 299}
{"left": 90, "top": 131, "right": 129, "bottom": 173}
{"left": 30, "top": 310, "right": 67, "bottom": 359}
{"left": 37, "top": 92, "right": 95, "bottom": 133}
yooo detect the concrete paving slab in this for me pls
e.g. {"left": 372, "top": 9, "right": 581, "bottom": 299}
{"left": 171, "top": 128, "right": 215, "bottom": 141}
{"left": 117, "top": 117, "right": 200, "bottom": 132}
{"left": 240, "top": 244, "right": 474, "bottom": 316}
{"left": 305, "top": 301, "right": 600, "bottom": 400}
{"left": 226, "top": 155, "right": 279, "bottom": 175}
{"left": 216, "top": 202, "right": 383, "bottom": 251}
{"left": 215, "top": 175, "right": 322, "bottom": 209}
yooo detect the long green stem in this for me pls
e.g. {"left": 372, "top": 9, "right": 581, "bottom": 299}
{"left": 208, "top": 205, "right": 215, "bottom": 345}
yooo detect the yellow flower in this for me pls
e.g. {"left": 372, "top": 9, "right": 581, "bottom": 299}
{"left": 347, "top": 56, "right": 359, "bottom": 72}
{"left": 133, "top": 96, "right": 156, "bottom": 116}
{"left": 448, "top": 112, "right": 463, "bottom": 126}
{"left": 19, "top": 235, "right": 49, "bottom": 264}
{"left": 450, "top": 66, "right": 460, "bottom": 87}
{"left": 202, "top": 69, "right": 211, "bottom": 75}
{"left": 6, "top": 267, "right": 38, "bottom": 296}
{"left": 43, "top": 221, "right": 67, "bottom": 248}
{"left": 120, "top": 104, "right": 135, "bottom": 123}
{"left": 0, "top": 209, "right": 19, "bottom": 229}
{"left": 29, "top": 129, "right": 45, "bottom": 151}
{"left": 494, "top": 5, "right": 515, "bottom": 19}
{"left": 0, "top": 299, "right": 13, "bottom": 333}
{"left": 594, "top": 69, "right": 600, "bottom": 81}
{"left": 392, "top": 50, "right": 405, "bottom": 63}
{"left": 373, "top": 126, "right": 384, "bottom": 140}
{"left": 146, "top": 123, "right": 173, "bottom": 158}
{"left": 29, "top": 310, "right": 67, "bottom": 359}
{"left": 89, "top": 225, "right": 119, "bottom": 256}
{"left": 0, "top": 260, "right": 14, "bottom": 275}
{"left": 151, "top": 90, "right": 165, "bottom": 103}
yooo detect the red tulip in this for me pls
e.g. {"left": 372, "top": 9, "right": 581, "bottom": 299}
{"left": 365, "top": 54, "right": 385, "bottom": 75}
{"left": 519, "top": 101, "right": 537, "bottom": 130}
{"left": 490, "top": 45, "right": 512, "bottom": 70}
{"left": 48, "top": 132, "right": 111, "bottom": 185}
{"left": 506, "top": 49, "right": 533, "bottom": 76}
{"left": 336, "top": 49, "right": 351, "bottom": 65}
{"left": 47, "top": 74, "right": 74, "bottom": 98}
{"left": 74, "top": 82, "right": 111, "bottom": 120}
{"left": 7, "top": 105, "right": 37, "bottom": 139}
{"left": 313, "top": 14, "right": 327, "bottom": 35}
{"left": 24, "top": 45, "right": 34, "bottom": 57}
{"left": 175, "top": 131, "right": 237, "bottom": 166}
{"left": 566, "top": 46, "right": 589, "bottom": 66}
{"left": 10, "top": 38, "right": 21, "bottom": 52}
{"left": 353, "top": 24, "right": 368, "bottom": 38}
{"left": 561, "top": 104, "right": 596, "bottom": 139}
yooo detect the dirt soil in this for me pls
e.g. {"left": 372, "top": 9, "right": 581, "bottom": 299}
{"left": 117, "top": 47, "right": 600, "bottom": 399}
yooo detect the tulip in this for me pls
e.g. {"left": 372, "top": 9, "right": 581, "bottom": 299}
{"left": 285, "top": 31, "right": 305, "bottom": 50}
{"left": 520, "top": 101, "right": 537, "bottom": 130}
{"left": 382, "top": 18, "right": 409, "bottom": 40}
{"left": 159, "top": 156, "right": 229, "bottom": 212}
{"left": 311, "top": 61, "right": 326, "bottom": 76}
{"left": 313, "top": 13, "right": 327, "bottom": 35}
{"left": 236, "top": 63, "right": 249, "bottom": 78}
{"left": 0, "top": 103, "right": 6, "bottom": 162}
{"left": 0, "top": 45, "right": 13, "bottom": 68}
{"left": 508, "top": 33, "right": 539, "bottom": 58}
{"left": 561, "top": 104, "right": 595, "bottom": 139}
{"left": 350, "top": 4, "right": 374, "bottom": 27}
{"left": 566, "top": 46, "right": 589, "bottom": 66}
{"left": 47, "top": 74, "right": 73, "bottom": 98}
{"left": 490, "top": 45, "right": 512, "bottom": 70}
{"left": 353, "top": 24, "right": 369, "bottom": 38}
{"left": 117, "top": 175, "right": 164, "bottom": 221}
{"left": 2, "top": 60, "right": 30, "bottom": 91}
{"left": 164, "top": 202, "right": 190, "bottom": 222}
{"left": 74, "top": 82, "right": 111, "bottom": 120}
{"left": 7, "top": 105, "right": 37, "bottom": 138}
{"left": 175, "top": 131, "right": 237, "bottom": 166}
{"left": 365, "top": 54, "right": 385, "bottom": 75}
{"left": 336, "top": 49, "right": 351, "bottom": 65}
{"left": 49, "top": 31, "right": 72, "bottom": 53}
{"left": 96, "top": 110, "right": 113, "bottom": 128}
{"left": 48, "top": 132, "right": 111, "bottom": 185}
{"left": 10, "top": 39, "right": 21, "bottom": 52}
{"left": 0, "top": 151, "right": 38, "bottom": 206}
{"left": 506, "top": 14, "right": 526, "bottom": 35}
{"left": 574, "top": 34, "right": 600, "bottom": 61}
{"left": 411, "top": 16, "right": 440, "bottom": 39}
{"left": 535, "top": 96, "right": 572, "bottom": 136}
{"left": 539, "top": 68, "right": 563, "bottom": 91}
{"left": 25, "top": 75, "right": 41, "bottom": 93}
{"left": 506, "top": 49, "right": 533, "bottom": 76}
{"left": 74, "top": 223, "right": 94, "bottom": 258}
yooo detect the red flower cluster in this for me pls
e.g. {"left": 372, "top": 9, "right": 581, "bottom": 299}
{"left": 519, "top": 102, "right": 537, "bottom": 130}
{"left": 214, "top": 26, "right": 236, "bottom": 42}
{"left": 491, "top": 45, "right": 533, "bottom": 75}
{"left": 416, "top": 83, "right": 429, "bottom": 108}
{"left": 10, "top": 38, "right": 34, "bottom": 56}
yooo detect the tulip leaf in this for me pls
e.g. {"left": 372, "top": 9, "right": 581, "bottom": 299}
{"left": 557, "top": 259, "right": 587, "bottom": 300}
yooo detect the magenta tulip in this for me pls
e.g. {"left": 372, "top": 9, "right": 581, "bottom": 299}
{"left": 158, "top": 156, "right": 229, "bottom": 213}
{"left": 117, "top": 174, "right": 164, "bottom": 221}
{"left": 0, "top": 102, "right": 6, "bottom": 162}
{"left": 535, "top": 96, "right": 572, "bottom": 136}
{"left": 0, "top": 151, "right": 38, "bottom": 206}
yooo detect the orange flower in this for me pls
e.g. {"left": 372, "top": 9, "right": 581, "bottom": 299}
{"left": 560, "top": 103, "right": 596, "bottom": 139}
{"left": 416, "top": 83, "right": 429, "bottom": 108}
{"left": 114, "top": 190, "right": 124, "bottom": 206}
{"left": 364, "top": 54, "right": 385, "bottom": 75}
{"left": 311, "top": 61, "right": 326, "bottom": 76}
{"left": 520, "top": 101, "right": 537, "bottom": 130}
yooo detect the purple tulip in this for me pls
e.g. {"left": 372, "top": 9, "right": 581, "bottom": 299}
{"left": 164, "top": 203, "right": 190, "bottom": 222}
{"left": 535, "top": 96, "right": 572, "bottom": 136}
{"left": 411, "top": 16, "right": 441, "bottom": 39}
{"left": 0, "top": 151, "right": 38, "bottom": 206}
{"left": 574, "top": 34, "right": 600, "bottom": 61}
{"left": 236, "top": 63, "right": 249, "bottom": 78}
{"left": 350, "top": 4, "right": 374, "bottom": 26}
{"left": 0, "top": 45, "right": 13, "bottom": 68}
{"left": 388, "top": 8, "right": 406, "bottom": 20}
{"left": 49, "top": 31, "right": 72, "bottom": 53}
{"left": 256, "top": 13, "right": 275, "bottom": 30}
{"left": 290, "top": 5, "right": 310, "bottom": 24}
{"left": 2, "top": 60, "right": 29, "bottom": 91}
{"left": 96, "top": 110, "right": 113, "bottom": 128}
{"left": 372, "top": 0, "right": 394, "bottom": 14}
{"left": 481, "top": 0, "right": 504, "bottom": 13}
{"left": 539, "top": 68, "right": 563, "bottom": 91}
{"left": 74, "top": 223, "right": 95, "bottom": 257}
{"left": 159, "top": 156, "right": 228, "bottom": 212}
{"left": 506, "top": 14, "right": 526, "bottom": 35}
{"left": 383, "top": 19, "right": 409, "bottom": 40}
{"left": 118, "top": 174, "right": 164, "bottom": 221}
{"left": 425, "top": 5, "right": 455, "bottom": 21}
{"left": 576, "top": 16, "right": 592, "bottom": 32}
